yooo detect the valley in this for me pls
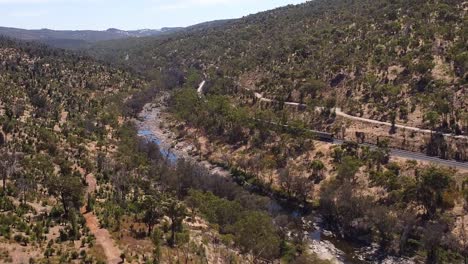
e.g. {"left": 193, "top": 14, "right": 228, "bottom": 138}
{"left": 0, "top": 0, "right": 467, "bottom": 263}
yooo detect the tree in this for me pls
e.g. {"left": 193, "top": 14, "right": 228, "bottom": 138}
{"left": 331, "top": 146, "right": 344, "bottom": 163}
{"left": 142, "top": 195, "right": 163, "bottom": 236}
{"left": 368, "top": 205, "right": 396, "bottom": 251}
{"left": 411, "top": 167, "right": 455, "bottom": 219}
{"left": 396, "top": 210, "right": 419, "bottom": 256}
{"left": 292, "top": 176, "right": 313, "bottom": 203}
{"left": 22, "top": 154, "right": 54, "bottom": 185}
{"left": 336, "top": 156, "right": 361, "bottom": 184}
{"left": 460, "top": 111, "right": 468, "bottom": 136}
{"left": 186, "top": 190, "right": 244, "bottom": 232}
{"left": 46, "top": 174, "right": 84, "bottom": 216}
{"left": 422, "top": 222, "right": 446, "bottom": 264}
{"left": 299, "top": 79, "right": 326, "bottom": 103}
{"left": 279, "top": 168, "right": 294, "bottom": 196}
{"left": 389, "top": 110, "right": 397, "bottom": 134}
{"left": 369, "top": 140, "right": 390, "bottom": 171}
{"left": 261, "top": 155, "right": 277, "bottom": 186}
{"left": 463, "top": 178, "right": 468, "bottom": 207}
{"left": 170, "top": 88, "right": 202, "bottom": 125}
{"left": 309, "top": 160, "right": 325, "bottom": 183}
{"left": 418, "top": 167, "right": 453, "bottom": 217}
{"left": 85, "top": 193, "right": 95, "bottom": 213}
{"left": 96, "top": 152, "right": 107, "bottom": 173}
{"left": 14, "top": 169, "right": 34, "bottom": 204}
{"left": 453, "top": 51, "right": 468, "bottom": 77}
{"left": 458, "top": 215, "right": 468, "bottom": 264}
{"left": 185, "top": 69, "right": 202, "bottom": 88}
{"left": 424, "top": 111, "right": 440, "bottom": 131}
{"left": 0, "top": 149, "right": 19, "bottom": 193}
{"left": 151, "top": 228, "right": 163, "bottom": 263}
{"left": 341, "top": 141, "right": 359, "bottom": 157}
{"left": 110, "top": 169, "right": 131, "bottom": 205}
{"left": 164, "top": 198, "right": 187, "bottom": 247}
{"left": 234, "top": 211, "right": 280, "bottom": 260}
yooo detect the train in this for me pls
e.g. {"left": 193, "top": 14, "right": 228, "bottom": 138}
{"left": 309, "top": 130, "right": 335, "bottom": 142}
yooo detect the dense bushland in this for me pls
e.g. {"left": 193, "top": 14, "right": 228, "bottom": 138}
{"left": 0, "top": 37, "right": 323, "bottom": 263}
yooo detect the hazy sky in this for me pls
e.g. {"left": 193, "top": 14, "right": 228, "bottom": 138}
{"left": 0, "top": 0, "right": 307, "bottom": 30}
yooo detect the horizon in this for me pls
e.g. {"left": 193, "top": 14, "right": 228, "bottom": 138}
{"left": 0, "top": 0, "right": 307, "bottom": 31}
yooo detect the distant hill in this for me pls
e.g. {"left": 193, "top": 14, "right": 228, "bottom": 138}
{"left": 0, "top": 26, "right": 182, "bottom": 49}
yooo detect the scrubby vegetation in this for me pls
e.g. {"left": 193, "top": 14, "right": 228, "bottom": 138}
{"left": 0, "top": 36, "right": 148, "bottom": 262}
{"left": 166, "top": 89, "right": 468, "bottom": 262}
{"left": 89, "top": 0, "right": 467, "bottom": 136}
{"left": 0, "top": 37, "right": 328, "bottom": 263}
{"left": 320, "top": 143, "right": 467, "bottom": 263}
{"left": 2, "top": 0, "right": 467, "bottom": 262}
{"left": 93, "top": 120, "right": 328, "bottom": 263}
{"left": 85, "top": 0, "right": 468, "bottom": 261}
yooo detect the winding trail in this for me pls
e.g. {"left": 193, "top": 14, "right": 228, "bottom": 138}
{"left": 81, "top": 173, "right": 122, "bottom": 264}
{"left": 334, "top": 108, "right": 468, "bottom": 139}
{"left": 253, "top": 90, "right": 468, "bottom": 169}
{"left": 253, "top": 92, "right": 468, "bottom": 140}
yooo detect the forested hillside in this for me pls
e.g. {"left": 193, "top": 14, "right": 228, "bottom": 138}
{"left": 0, "top": 37, "right": 322, "bottom": 263}
{"left": 0, "top": 38, "right": 239, "bottom": 263}
{"left": 0, "top": 37, "right": 144, "bottom": 262}
{"left": 3, "top": 0, "right": 467, "bottom": 262}
{"left": 89, "top": 0, "right": 467, "bottom": 135}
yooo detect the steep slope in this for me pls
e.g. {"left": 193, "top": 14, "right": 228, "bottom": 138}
{"left": 88, "top": 0, "right": 467, "bottom": 135}
{"left": 0, "top": 36, "right": 147, "bottom": 263}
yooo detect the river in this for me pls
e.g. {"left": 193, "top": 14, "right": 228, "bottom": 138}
{"left": 136, "top": 103, "right": 415, "bottom": 264}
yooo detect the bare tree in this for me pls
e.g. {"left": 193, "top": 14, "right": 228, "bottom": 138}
{"left": 0, "top": 149, "right": 19, "bottom": 193}
{"left": 111, "top": 169, "right": 131, "bottom": 204}
{"left": 292, "top": 175, "right": 313, "bottom": 203}
{"left": 279, "top": 168, "right": 293, "bottom": 197}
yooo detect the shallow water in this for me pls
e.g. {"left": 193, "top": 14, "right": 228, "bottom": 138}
{"left": 137, "top": 129, "right": 178, "bottom": 162}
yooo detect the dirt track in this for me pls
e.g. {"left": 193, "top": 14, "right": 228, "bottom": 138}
{"left": 81, "top": 173, "right": 122, "bottom": 264}
{"left": 253, "top": 92, "right": 468, "bottom": 140}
